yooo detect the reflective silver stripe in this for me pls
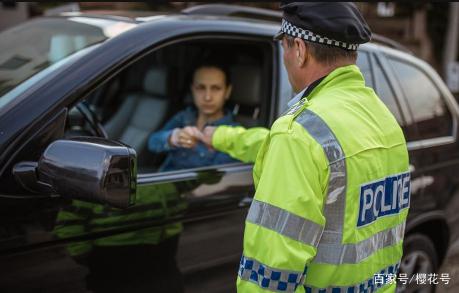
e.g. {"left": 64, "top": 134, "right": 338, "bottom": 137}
{"left": 295, "top": 109, "right": 347, "bottom": 236}
{"left": 313, "top": 222, "right": 406, "bottom": 264}
{"left": 239, "top": 254, "right": 305, "bottom": 292}
{"left": 247, "top": 199, "right": 324, "bottom": 247}
{"left": 296, "top": 109, "right": 406, "bottom": 265}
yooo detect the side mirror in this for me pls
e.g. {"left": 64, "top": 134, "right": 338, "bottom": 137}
{"left": 13, "top": 137, "right": 137, "bottom": 209}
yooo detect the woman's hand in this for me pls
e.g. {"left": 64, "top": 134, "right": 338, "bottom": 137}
{"left": 170, "top": 126, "right": 202, "bottom": 148}
{"left": 200, "top": 126, "right": 216, "bottom": 149}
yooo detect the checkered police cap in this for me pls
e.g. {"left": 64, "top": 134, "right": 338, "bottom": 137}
{"left": 274, "top": 2, "right": 372, "bottom": 51}
{"left": 276, "top": 19, "right": 359, "bottom": 51}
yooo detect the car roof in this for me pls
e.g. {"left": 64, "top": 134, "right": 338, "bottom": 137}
{"left": 59, "top": 11, "right": 142, "bottom": 23}
{"left": 61, "top": 11, "right": 281, "bottom": 27}
{"left": 58, "top": 10, "right": 409, "bottom": 54}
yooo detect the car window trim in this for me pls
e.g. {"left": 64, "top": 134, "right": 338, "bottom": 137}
{"left": 363, "top": 49, "right": 376, "bottom": 89}
{"left": 270, "top": 40, "right": 281, "bottom": 124}
{"left": 138, "top": 162, "right": 253, "bottom": 184}
{"left": 406, "top": 136, "right": 456, "bottom": 151}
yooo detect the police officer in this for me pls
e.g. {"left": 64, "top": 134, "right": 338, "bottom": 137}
{"left": 201, "top": 2, "right": 410, "bottom": 292}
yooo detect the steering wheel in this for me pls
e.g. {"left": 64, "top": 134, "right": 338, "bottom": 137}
{"left": 66, "top": 101, "right": 108, "bottom": 138}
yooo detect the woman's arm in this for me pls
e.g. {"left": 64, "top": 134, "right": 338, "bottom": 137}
{"left": 147, "top": 112, "right": 184, "bottom": 153}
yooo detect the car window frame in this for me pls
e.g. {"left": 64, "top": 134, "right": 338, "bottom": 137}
{"left": 380, "top": 49, "right": 458, "bottom": 151}
{"left": 81, "top": 33, "right": 275, "bottom": 178}
{"left": 356, "top": 49, "right": 375, "bottom": 89}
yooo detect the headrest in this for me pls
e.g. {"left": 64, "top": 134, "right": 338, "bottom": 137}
{"left": 230, "top": 65, "right": 261, "bottom": 106}
{"left": 143, "top": 67, "right": 168, "bottom": 97}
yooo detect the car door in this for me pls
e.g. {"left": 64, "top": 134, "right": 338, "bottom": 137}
{"left": 0, "top": 17, "right": 278, "bottom": 293}
{"left": 383, "top": 52, "right": 459, "bottom": 241}
{"left": 369, "top": 49, "right": 428, "bottom": 222}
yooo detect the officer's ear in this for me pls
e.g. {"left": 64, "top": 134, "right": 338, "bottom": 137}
{"left": 294, "top": 37, "right": 308, "bottom": 67}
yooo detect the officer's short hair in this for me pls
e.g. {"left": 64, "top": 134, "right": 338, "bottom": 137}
{"left": 285, "top": 35, "right": 357, "bottom": 66}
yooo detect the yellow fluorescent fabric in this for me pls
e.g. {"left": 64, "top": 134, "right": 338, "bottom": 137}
{"left": 213, "top": 126, "right": 269, "bottom": 163}
{"left": 53, "top": 183, "right": 185, "bottom": 254}
{"left": 214, "top": 64, "right": 409, "bottom": 292}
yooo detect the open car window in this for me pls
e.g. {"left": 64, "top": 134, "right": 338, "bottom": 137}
{"left": 67, "top": 36, "right": 273, "bottom": 174}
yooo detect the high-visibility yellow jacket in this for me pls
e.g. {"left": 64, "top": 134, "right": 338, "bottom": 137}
{"left": 213, "top": 65, "right": 410, "bottom": 292}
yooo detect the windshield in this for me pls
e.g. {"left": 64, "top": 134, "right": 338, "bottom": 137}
{"left": 0, "top": 16, "right": 136, "bottom": 108}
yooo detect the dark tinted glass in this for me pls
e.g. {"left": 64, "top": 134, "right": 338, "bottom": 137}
{"left": 373, "top": 58, "right": 403, "bottom": 124}
{"left": 389, "top": 58, "right": 452, "bottom": 139}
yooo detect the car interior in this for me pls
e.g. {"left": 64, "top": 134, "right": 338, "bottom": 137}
{"left": 66, "top": 38, "right": 273, "bottom": 172}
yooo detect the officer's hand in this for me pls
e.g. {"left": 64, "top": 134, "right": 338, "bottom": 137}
{"left": 200, "top": 126, "right": 216, "bottom": 149}
{"left": 173, "top": 126, "right": 201, "bottom": 148}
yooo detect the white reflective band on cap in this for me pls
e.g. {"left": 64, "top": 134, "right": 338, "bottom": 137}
{"left": 280, "top": 19, "right": 359, "bottom": 51}
{"left": 314, "top": 222, "right": 405, "bottom": 264}
{"left": 247, "top": 199, "right": 324, "bottom": 247}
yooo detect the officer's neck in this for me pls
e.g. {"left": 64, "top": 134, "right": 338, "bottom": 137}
{"left": 298, "top": 59, "right": 354, "bottom": 91}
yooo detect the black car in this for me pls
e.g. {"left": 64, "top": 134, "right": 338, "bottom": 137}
{"left": 0, "top": 5, "right": 457, "bottom": 293}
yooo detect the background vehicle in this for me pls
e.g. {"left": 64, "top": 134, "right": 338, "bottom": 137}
{"left": 0, "top": 5, "right": 458, "bottom": 293}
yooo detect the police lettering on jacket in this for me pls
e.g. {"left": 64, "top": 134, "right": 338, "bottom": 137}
{"left": 358, "top": 172, "right": 410, "bottom": 227}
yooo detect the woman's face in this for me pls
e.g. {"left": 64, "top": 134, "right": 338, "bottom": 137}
{"left": 191, "top": 67, "right": 232, "bottom": 117}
